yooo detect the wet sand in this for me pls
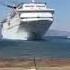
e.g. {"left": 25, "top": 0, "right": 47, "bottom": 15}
{"left": 0, "top": 58, "right": 70, "bottom": 70}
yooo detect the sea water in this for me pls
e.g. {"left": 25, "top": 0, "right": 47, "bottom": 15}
{"left": 0, "top": 38, "right": 70, "bottom": 59}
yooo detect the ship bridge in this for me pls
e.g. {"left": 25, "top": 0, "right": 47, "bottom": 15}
{"left": 22, "top": 3, "right": 47, "bottom": 10}
{"left": 16, "top": 2, "right": 54, "bottom": 14}
{"left": 16, "top": 3, "right": 54, "bottom": 19}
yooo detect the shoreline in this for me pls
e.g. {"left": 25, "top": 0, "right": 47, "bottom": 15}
{"left": 0, "top": 58, "right": 70, "bottom": 70}
{"left": 0, "top": 58, "right": 70, "bottom": 67}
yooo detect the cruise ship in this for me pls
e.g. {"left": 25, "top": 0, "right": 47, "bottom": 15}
{"left": 1, "top": 0, "right": 54, "bottom": 40}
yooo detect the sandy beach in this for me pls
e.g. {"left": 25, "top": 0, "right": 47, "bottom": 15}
{"left": 0, "top": 67, "right": 70, "bottom": 70}
{"left": 0, "top": 58, "right": 70, "bottom": 70}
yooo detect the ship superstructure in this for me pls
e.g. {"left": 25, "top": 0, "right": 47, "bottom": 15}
{"left": 1, "top": 0, "right": 54, "bottom": 40}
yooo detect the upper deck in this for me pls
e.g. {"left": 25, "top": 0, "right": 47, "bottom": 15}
{"left": 16, "top": 3, "right": 54, "bottom": 14}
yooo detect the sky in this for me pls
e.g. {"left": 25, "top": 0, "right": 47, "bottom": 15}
{"left": 0, "top": 0, "right": 70, "bottom": 31}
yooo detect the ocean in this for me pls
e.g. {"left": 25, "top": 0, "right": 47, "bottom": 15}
{"left": 0, "top": 38, "right": 70, "bottom": 59}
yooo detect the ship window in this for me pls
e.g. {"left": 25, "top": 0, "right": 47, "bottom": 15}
{"left": 36, "top": 5, "right": 45, "bottom": 7}
{"left": 20, "top": 11, "right": 54, "bottom": 13}
{"left": 25, "top": 5, "right": 34, "bottom": 7}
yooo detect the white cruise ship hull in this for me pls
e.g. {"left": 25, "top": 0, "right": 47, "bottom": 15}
{"left": 1, "top": 2, "right": 54, "bottom": 40}
{"left": 2, "top": 18, "right": 53, "bottom": 40}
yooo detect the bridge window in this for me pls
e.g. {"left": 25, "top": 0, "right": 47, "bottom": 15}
{"left": 25, "top": 5, "right": 34, "bottom": 7}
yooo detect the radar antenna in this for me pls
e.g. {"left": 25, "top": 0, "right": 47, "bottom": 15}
{"left": 0, "top": 3, "right": 16, "bottom": 9}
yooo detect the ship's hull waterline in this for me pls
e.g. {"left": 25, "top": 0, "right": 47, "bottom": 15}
{"left": 2, "top": 19, "right": 52, "bottom": 40}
